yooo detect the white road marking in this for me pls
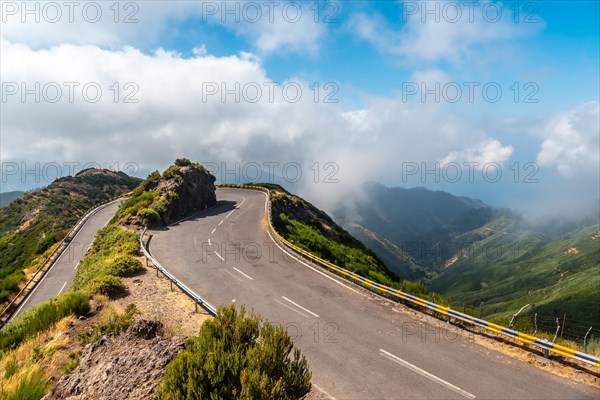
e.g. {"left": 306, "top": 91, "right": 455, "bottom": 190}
{"left": 379, "top": 349, "right": 476, "bottom": 399}
{"left": 74, "top": 261, "right": 80, "bottom": 270}
{"left": 226, "top": 196, "right": 246, "bottom": 218}
{"left": 218, "top": 220, "right": 223, "bottom": 226}
{"left": 233, "top": 267, "right": 254, "bottom": 280}
{"left": 274, "top": 298, "right": 310, "bottom": 318}
{"left": 211, "top": 228, "right": 216, "bottom": 234}
{"left": 223, "top": 269, "right": 243, "bottom": 282}
{"left": 208, "top": 238, "right": 211, "bottom": 245}
{"left": 282, "top": 296, "right": 320, "bottom": 318}
{"left": 214, "top": 251, "right": 225, "bottom": 261}
{"left": 266, "top": 230, "right": 359, "bottom": 294}
{"left": 57, "top": 281, "right": 68, "bottom": 295}
{"left": 312, "top": 384, "right": 337, "bottom": 400}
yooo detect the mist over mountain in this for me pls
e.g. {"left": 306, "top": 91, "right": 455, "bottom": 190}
{"left": 331, "top": 181, "right": 600, "bottom": 325}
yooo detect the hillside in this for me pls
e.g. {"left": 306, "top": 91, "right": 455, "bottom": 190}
{"left": 0, "top": 169, "right": 140, "bottom": 302}
{"left": 113, "top": 158, "right": 217, "bottom": 227}
{"left": 0, "top": 191, "right": 25, "bottom": 208}
{"left": 332, "top": 181, "right": 600, "bottom": 330}
{"left": 429, "top": 223, "right": 600, "bottom": 327}
{"left": 0, "top": 161, "right": 312, "bottom": 400}
{"left": 334, "top": 181, "right": 486, "bottom": 279}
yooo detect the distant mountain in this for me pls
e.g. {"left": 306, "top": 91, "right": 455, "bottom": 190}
{"left": 333, "top": 181, "right": 600, "bottom": 326}
{"left": 0, "top": 191, "right": 25, "bottom": 208}
{"left": 0, "top": 169, "right": 141, "bottom": 302}
{"left": 333, "top": 181, "right": 487, "bottom": 279}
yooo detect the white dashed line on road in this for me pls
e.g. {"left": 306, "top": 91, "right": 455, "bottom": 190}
{"left": 379, "top": 349, "right": 476, "bottom": 399}
{"left": 233, "top": 267, "right": 254, "bottom": 280}
{"left": 57, "top": 281, "right": 68, "bottom": 296}
{"left": 218, "top": 220, "right": 223, "bottom": 226}
{"left": 214, "top": 251, "right": 225, "bottom": 261}
{"left": 274, "top": 298, "right": 309, "bottom": 318}
{"left": 282, "top": 296, "right": 320, "bottom": 318}
{"left": 211, "top": 228, "right": 216, "bottom": 234}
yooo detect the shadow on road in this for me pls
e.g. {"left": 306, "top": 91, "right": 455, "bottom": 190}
{"left": 153, "top": 200, "right": 238, "bottom": 232}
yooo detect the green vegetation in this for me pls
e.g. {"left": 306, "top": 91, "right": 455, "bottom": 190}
{"left": 280, "top": 214, "right": 395, "bottom": 286}
{"left": 71, "top": 225, "right": 142, "bottom": 297}
{"left": 113, "top": 161, "right": 214, "bottom": 227}
{"left": 159, "top": 305, "right": 311, "bottom": 400}
{"left": 0, "top": 371, "right": 47, "bottom": 400}
{"left": 430, "top": 224, "right": 600, "bottom": 328}
{"left": 62, "top": 352, "right": 80, "bottom": 374}
{"left": 78, "top": 304, "right": 140, "bottom": 346}
{"left": 0, "top": 292, "right": 90, "bottom": 352}
{"left": 0, "top": 169, "right": 140, "bottom": 303}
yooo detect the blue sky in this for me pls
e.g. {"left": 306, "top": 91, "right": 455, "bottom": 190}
{"left": 1, "top": 0, "right": 599, "bottom": 216}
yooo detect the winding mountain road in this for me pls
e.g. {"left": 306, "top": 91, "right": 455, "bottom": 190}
{"left": 148, "top": 188, "right": 599, "bottom": 400}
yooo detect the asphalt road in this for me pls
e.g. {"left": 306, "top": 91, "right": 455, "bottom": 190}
{"left": 11, "top": 201, "right": 122, "bottom": 320}
{"left": 149, "top": 188, "right": 598, "bottom": 399}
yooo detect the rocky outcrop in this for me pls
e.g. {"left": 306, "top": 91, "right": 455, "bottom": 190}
{"left": 44, "top": 320, "right": 183, "bottom": 400}
{"left": 122, "top": 160, "right": 217, "bottom": 227}
{"left": 154, "top": 163, "right": 217, "bottom": 225}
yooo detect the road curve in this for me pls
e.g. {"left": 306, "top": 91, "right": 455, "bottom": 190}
{"left": 149, "top": 188, "right": 598, "bottom": 400}
{"left": 11, "top": 201, "right": 122, "bottom": 320}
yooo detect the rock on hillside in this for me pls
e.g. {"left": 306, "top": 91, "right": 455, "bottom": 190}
{"left": 44, "top": 320, "right": 183, "bottom": 400}
{"left": 119, "top": 159, "right": 217, "bottom": 227}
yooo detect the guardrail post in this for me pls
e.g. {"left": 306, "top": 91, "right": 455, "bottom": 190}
{"left": 195, "top": 299, "right": 198, "bottom": 313}
{"left": 540, "top": 339, "right": 550, "bottom": 358}
{"left": 170, "top": 279, "right": 173, "bottom": 291}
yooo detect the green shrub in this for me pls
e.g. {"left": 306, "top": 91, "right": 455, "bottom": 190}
{"left": 2, "top": 371, "right": 47, "bottom": 400}
{"left": 174, "top": 158, "right": 192, "bottom": 167}
{"left": 138, "top": 208, "right": 161, "bottom": 227}
{"left": 62, "top": 352, "right": 80, "bottom": 374}
{"left": 159, "top": 305, "right": 311, "bottom": 400}
{"left": 85, "top": 275, "right": 125, "bottom": 297}
{"left": 106, "top": 256, "right": 143, "bottom": 277}
{"left": 0, "top": 292, "right": 90, "bottom": 351}
{"left": 3, "top": 357, "right": 19, "bottom": 379}
{"left": 79, "top": 304, "right": 140, "bottom": 346}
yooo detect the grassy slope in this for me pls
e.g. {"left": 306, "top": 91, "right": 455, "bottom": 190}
{"left": 0, "top": 170, "right": 140, "bottom": 302}
{"left": 430, "top": 222, "right": 600, "bottom": 326}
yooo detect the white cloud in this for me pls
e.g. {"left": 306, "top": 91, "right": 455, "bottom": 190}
{"left": 1, "top": 38, "right": 512, "bottom": 211}
{"left": 535, "top": 102, "right": 600, "bottom": 176}
{"left": 0, "top": 1, "right": 326, "bottom": 55}
{"left": 441, "top": 138, "right": 514, "bottom": 167}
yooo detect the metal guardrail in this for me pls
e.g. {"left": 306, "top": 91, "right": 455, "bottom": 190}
{"left": 219, "top": 184, "right": 600, "bottom": 368}
{"left": 0, "top": 198, "right": 122, "bottom": 327}
{"left": 139, "top": 228, "right": 217, "bottom": 316}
